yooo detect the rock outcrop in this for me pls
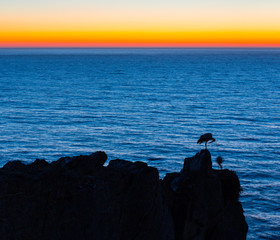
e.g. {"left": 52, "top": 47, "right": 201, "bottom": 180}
{"left": 0, "top": 150, "right": 248, "bottom": 240}
{"left": 162, "top": 150, "right": 248, "bottom": 240}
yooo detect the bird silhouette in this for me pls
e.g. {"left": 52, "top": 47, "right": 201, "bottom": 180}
{"left": 216, "top": 156, "right": 223, "bottom": 169}
{"left": 197, "top": 133, "right": 215, "bottom": 149}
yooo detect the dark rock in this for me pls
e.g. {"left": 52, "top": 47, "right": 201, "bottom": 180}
{"left": 210, "top": 201, "right": 248, "bottom": 240}
{"left": 215, "top": 169, "right": 242, "bottom": 202}
{"left": 29, "top": 159, "right": 49, "bottom": 170}
{"left": 0, "top": 152, "right": 173, "bottom": 240}
{"left": 0, "top": 150, "right": 247, "bottom": 240}
{"left": 3, "top": 160, "right": 26, "bottom": 171}
{"left": 182, "top": 149, "right": 212, "bottom": 174}
{"left": 162, "top": 150, "right": 248, "bottom": 240}
{"left": 53, "top": 151, "right": 107, "bottom": 175}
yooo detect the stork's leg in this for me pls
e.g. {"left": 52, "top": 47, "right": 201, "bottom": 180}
{"left": 205, "top": 142, "right": 207, "bottom": 149}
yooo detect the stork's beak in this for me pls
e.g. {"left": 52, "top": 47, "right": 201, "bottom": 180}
{"left": 210, "top": 138, "right": 215, "bottom": 143}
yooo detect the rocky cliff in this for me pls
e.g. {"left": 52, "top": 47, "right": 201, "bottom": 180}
{"left": 0, "top": 150, "right": 248, "bottom": 240}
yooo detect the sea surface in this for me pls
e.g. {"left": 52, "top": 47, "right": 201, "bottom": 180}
{"left": 0, "top": 48, "right": 279, "bottom": 239}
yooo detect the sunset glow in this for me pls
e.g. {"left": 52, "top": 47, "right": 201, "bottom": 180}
{"left": 1, "top": 0, "right": 280, "bottom": 47}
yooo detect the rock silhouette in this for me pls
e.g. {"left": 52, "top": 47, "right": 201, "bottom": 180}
{"left": 0, "top": 150, "right": 247, "bottom": 240}
{"left": 163, "top": 150, "right": 247, "bottom": 240}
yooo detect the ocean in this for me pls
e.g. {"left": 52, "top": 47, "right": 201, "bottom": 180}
{"left": 0, "top": 48, "right": 279, "bottom": 239}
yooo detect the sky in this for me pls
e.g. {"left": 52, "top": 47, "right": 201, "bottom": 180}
{"left": 1, "top": 0, "right": 280, "bottom": 47}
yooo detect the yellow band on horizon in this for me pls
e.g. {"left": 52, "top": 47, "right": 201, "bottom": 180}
{"left": 1, "top": 30, "right": 280, "bottom": 47}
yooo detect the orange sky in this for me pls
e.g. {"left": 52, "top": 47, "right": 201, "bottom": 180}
{"left": 1, "top": 0, "right": 280, "bottom": 47}
{"left": 1, "top": 30, "right": 280, "bottom": 47}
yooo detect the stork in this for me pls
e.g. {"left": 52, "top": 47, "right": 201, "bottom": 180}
{"left": 197, "top": 133, "right": 215, "bottom": 149}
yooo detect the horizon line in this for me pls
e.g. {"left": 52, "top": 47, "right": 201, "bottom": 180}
{"left": 1, "top": 46, "right": 280, "bottom": 49}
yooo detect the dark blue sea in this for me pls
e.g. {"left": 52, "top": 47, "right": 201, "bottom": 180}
{"left": 0, "top": 48, "right": 279, "bottom": 239}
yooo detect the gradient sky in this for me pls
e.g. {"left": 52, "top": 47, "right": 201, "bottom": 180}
{"left": 1, "top": 0, "right": 280, "bottom": 47}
